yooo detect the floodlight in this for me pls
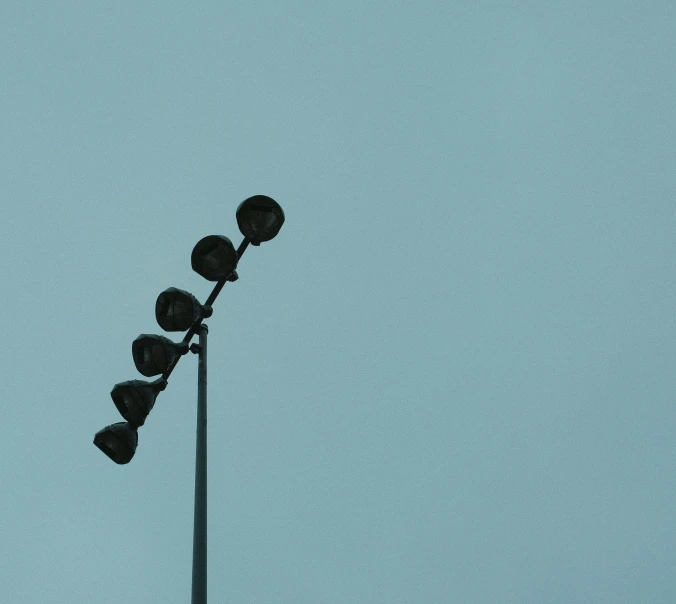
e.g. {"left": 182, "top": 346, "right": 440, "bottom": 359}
{"left": 191, "top": 235, "right": 238, "bottom": 281}
{"left": 93, "top": 422, "right": 138, "bottom": 464}
{"left": 132, "top": 334, "right": 189, "bottom": 377}
{"left": 155, "top": 287, "right": 212, "bottom": 332}
{"left": 236, "top": 195, "right": 285, "bottom": 245}
{"left": 111, "top": 378, "right": 166, "bottom": 427}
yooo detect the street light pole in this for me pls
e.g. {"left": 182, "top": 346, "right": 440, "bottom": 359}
{"left": 192, "top": 323, "right": 208, "bottom": 604}
{"left": 93, "top": 195, "right": 285, "bottom": 600}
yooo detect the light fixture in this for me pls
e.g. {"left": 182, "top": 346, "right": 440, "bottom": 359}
{"left": 155, "top": 287, "right": 212, "bottom": 332}
{"left": 132, "top": 334, "right": 189, "bottom": 377}
{"left": 236, "top": 195, "right": 285, "bottom": 245}
{"left": 191, "top": 235, "right": 238, "bottom": 281}
{"left": 93, "top": 422, "right": 138, "bottom": 465}
{"left": 110, "top": 378, "right": 166, "bottom": 427}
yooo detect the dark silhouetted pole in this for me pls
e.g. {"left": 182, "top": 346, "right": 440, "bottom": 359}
{"left": 192, "top": 323, "right": 208, "bottom": 604}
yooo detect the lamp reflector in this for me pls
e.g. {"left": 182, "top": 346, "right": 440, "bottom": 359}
{"left": 132, "top": 334, "right": 188, "bottom": 377}
{"left": 111, "top": 378, "right": 166, "bottom": 427}
{"left": 93, "top": 422, "right": 138, "bottom": 464}
{"left": 191, "top": 235, "right": 238, "bottom": 281}
{"left": 236, "top": 195, "right": 285, "bottom": 245}
{"left": 156, "top": 287, "right": 205, "bottom": 332}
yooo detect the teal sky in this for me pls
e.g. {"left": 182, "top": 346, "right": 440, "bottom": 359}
{"left": 1, "top": 1, "right": 675, "bottom": 602}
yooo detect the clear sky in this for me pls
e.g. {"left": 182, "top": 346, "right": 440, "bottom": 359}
{"left": 1, "top": 1, "right": 675, "bottom": 602}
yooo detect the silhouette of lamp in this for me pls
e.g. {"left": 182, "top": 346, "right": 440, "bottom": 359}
{"left": 155, "top": 287, "right": 212, "bottom": 332}
{"left": 110, "top": 378, "right": 167, "bottom": 427}
{"left": 93, "top": 422, "right": 139, "bottom": 465}
{"left": 191, "top": 235, "right": 238, "bottom": 281}
{"left": 236, "top": 195, "right": 285, "bottom": 245}
{"left": 132, "top": 334, "right": 189, "bottom": 377}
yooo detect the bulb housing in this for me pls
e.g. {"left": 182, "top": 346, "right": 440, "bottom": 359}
{"left": 155, "top": 287, "right": 211, "bottom": 332}
{"left": 111, "top": 378, "right": 166, "bottom": 427}
{"left": 191, "top": 235, "right": 238, "bottom": 281}
{"left": 132, "top": 334, "right": 188, "bottom": 377}
{"left": 93, "top": 422, "right": 138, "bottom": 464}
{"left": 236, "top": 195, "right": 285, "bottom": 245}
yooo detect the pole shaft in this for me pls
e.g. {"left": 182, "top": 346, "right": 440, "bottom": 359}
{"left": 192, "top": 324, "right": 208, "bottom": 604}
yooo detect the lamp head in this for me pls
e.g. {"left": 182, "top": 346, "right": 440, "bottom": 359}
{"left": 110, "top": 378, "right": 166, "bottom": 427}
{"left": 155, "top": 287, "right": 210, "bottom": 332}
{"left": 191, "top": 235, "right": 238, "bottom": 281}
{"left": 132, "top": 334, "right": 188, "bottom": 377}
{"left": 93, "top": 422, "right": 138, "bottom": 464}
{"left": 236, "top": 195, "right": 285, "bottom": 245}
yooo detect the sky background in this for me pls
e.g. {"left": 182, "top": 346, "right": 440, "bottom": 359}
{"left": 1, "top": 1, "right": 675, "bottom": 602}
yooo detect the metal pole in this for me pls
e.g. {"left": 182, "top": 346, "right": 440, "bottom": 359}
{"left": 192, "top": 323, "right": 208, "bottom": 604}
